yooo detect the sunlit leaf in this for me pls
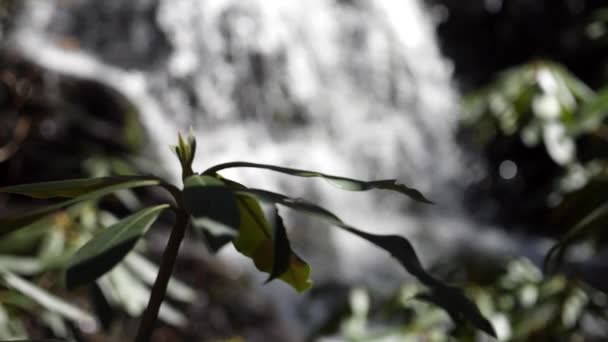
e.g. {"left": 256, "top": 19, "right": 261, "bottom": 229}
{"left": 0, "top": 270, "right": 97, "bottom": 329}
{"left": 204, "top": 161, "right": 432, "bottom": 204}
{"left": 573, "top": 87, "right": 608, "bottom": 134}
{"left": 550, "top": 62, "right": 594, "bottom": 101}
{"left": 96, "top": 264, "right": 188, "bottom": 326}
{"left": 0, "top": 256, "right": 43, "bottom": 276}
{"left": 235, "top": 188, "right": 495, "bottom": 336}
{"left": 66, "top": 204, "right": 169, "bottom": 289}
{"left": 183, "top": 175, "right": 240, "bottom": 252}
{"left": 0, "top": 176, "right": 160, "bottom": 199}
{"left": 122, "top": 252, "right": 196, "bottom": 303}
{"left": 98, "top": 264, "right": 187, "bottom": 326}
{"left": 0, "top": 179, "right": 161, "bottom": 238}
{"left": 173, "top": 131, "right": 197, "bottom": 179}
{"left": 233, "top": 194, "right": 312, "bottom": 292}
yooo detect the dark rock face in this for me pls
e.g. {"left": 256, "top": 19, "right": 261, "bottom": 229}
{"left": 46, "top": 0, "right": 171, "bottom": 70}
{"left": 0, "top": 49, "right": 137, "bottom": 186}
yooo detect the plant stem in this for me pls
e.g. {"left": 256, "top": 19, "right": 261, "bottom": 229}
{"left": 135, "top": 208, "right": 189, "bottom": 342}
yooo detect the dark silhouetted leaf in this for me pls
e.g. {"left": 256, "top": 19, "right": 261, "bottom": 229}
{"left": 183, "top": 175, "right": 240, "bottom": 252}
{"left": 265, "top": 207, "right": 292, "bottom": 283}
{"left": 66, "top": 204, "right": 169, "bottom": 289}
{"left": 204, "top": 161, "right": 432, "bottom": 204}
{"left": 417, "top": 286, "right": 497, "bottom": 338}
{"left": 0, "top": 176, "right": 160, "bottom": 199}
{"left": 0, "top": 179, "right": 161, "bottom": 237}
{"left": 235, "top": 188, "right": 495, "bottom": 336}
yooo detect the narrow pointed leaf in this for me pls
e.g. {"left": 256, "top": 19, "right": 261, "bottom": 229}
{"left": 0, "top": 179, "right": 161, "bottom": 237}
{"left": 439, "top": 286, "right": 496, "bottom": 338}
{"left": 233, "top": 194, "right": 312, "bottom": 292}
{"left": 66, "top": 204, "right": 169, "bottom": 288}
{"left": 0, "top": 270, "right": 98, "bottom": 329}
{"left": 265, "top": 207, "right": 292, "bottom": 283}
{"left": 235, "top": 188, "right": 494, "bottom": 336}
{"left": 0, "top": 176, "right": 160, "bottom": 199}
{"left": 174, "top": 132, "right": 196, "bottom": 178}
{"left": 416, "top": 288, "right": 497, "bottom": 338}
{"left": 122, "top": 252, "right": 196, "bottom": 303}
{"left": 544, "top": 201, "right": 608, "bottom": 272}
{"left": 183, "top": 175, "right": 240, "bottom": 252}
{"left": 205, "top": 161, "right": 432, "bottom": 204}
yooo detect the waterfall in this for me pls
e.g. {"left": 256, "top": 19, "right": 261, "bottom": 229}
{"left": 7, "top": 0, "right": 518, "bottom": 279}
{"left": 6, "top": 0, "right": 542, "bottom": 336}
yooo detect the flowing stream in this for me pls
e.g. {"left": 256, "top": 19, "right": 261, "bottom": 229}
{"left": 6, "top": 0, "right": 547, "bottom": 337}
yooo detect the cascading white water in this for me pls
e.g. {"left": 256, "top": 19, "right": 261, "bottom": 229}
{"left": 7, "top": 0, "right": 542, "bottom": 336}
{"left": 9, "top": 0, "right": 524, "bottom": 280}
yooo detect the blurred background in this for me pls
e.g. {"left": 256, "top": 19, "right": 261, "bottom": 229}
{"left": 2, "top": 0, "right": 608, "bottom": 341}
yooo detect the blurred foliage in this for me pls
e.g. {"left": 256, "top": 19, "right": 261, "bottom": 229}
{"left": 322, "top": 258, "right": 608, "bottom": 341}
{"left": 463, "top": 60, "right": 608, "bottom": 193}
{"left": 454, "top": 7, "right": 608, "bottom": 341}
{"left": 587, "top": 7, "right": 608, "bottom": 44}
{"left": 459, "top": 52, "right": 608, "bottom": 264}
{"left": 0, "top": 157, "right": 195, "bottom": 340}
{"left": 0, "top": 50, "right": 193, "bottom": 340}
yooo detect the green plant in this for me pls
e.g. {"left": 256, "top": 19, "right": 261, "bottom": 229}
{"left": 464, "top": 61, "right": 594, "bottom": 176}
{"left": 0, "top": 132, "right": 496, "bottom": 340}
{"left": 324, "top": 258, "right": 606, "bottom": 341}
{"left": 461, "top": 58, "right": 608, "bottom": 277}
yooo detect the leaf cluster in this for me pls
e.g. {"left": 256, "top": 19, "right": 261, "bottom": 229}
{"left": 0, "top": 133, "right": 496, "bottom": 338}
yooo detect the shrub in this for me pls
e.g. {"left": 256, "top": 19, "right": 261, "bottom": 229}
{"left": 0, "top": 132, "right": 495, "bottom": 340}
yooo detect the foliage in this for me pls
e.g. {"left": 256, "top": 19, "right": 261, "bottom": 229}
{"left": 462, "top": 59, "right": 608, "bottom": 274}
{"left": 0, "top": 132, "right": 496, "bottom": 339}
{"left": 325, "top": 258, "right": 608, "bottom": 341}
{"left": 587, "top": 7, "right": 608, "bottom": 43}
{"left": 463, "top": 60, "right": 600, "bottom": 191}
{"left": 0, "top": 183, "right": 194, "bottom": 340}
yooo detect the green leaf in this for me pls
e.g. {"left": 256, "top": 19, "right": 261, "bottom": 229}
{"left": 98, "top": 263, "right": 187, "bottom": 326}
{"left": 173, "top": 131, "right": 197, "bottom": 179}
{"left": 183, "top": 175, "right": 240, "bottom": 252}
{"left": 550, "top": 62, "right": 594, "bottom": 100}
{"left": 572, "top": 87, "right": 608, "bottom": 134}
{"left": 204, "top": 161, "right": 432, "bottom": 204}
{"left": 0, "top": 175, "right": 160, "bottom": 199}
{"left": 0, "top": 179, "right": 161, "bottom": 238}
{"left": 0, "top": 270, "right": 98, "bottom": 329}
{"left": 233, "top": 194, "right": 312, "bottom": 292}
{"left": 0, "top": 256, "right": 43, "bottom": 275}
{"left": 235, "top": 188, "right": 495, "bottom": 336}
{"left": 66, "top": 204, "right": 169, "bottom": 289}
{"left": 122, "top": 252, "right": 196, "bottom": 303}
{"left": 544, "top": 201, "right": 608, "bottom": 272}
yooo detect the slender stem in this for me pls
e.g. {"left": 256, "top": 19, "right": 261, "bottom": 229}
{"left": 135, "top": 208, "right": 189, "bottom": 342}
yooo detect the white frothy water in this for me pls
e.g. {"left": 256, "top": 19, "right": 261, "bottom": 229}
{"left": 7, "top": 0, "right": 527, "bottom": 276}
{"left": 7, "top": 0, "right": 548, "bottom": 335}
